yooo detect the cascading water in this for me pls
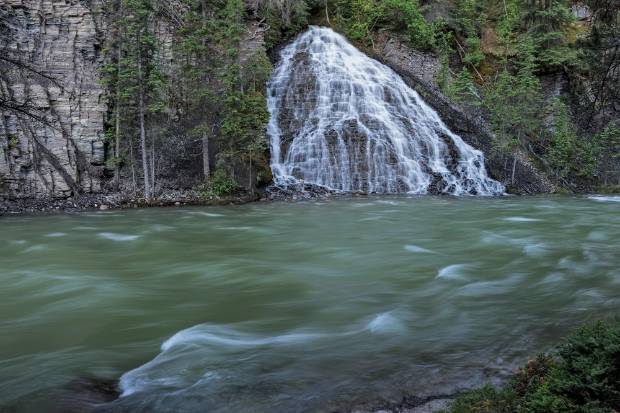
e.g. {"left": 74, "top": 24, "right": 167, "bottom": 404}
{"left": 267, "top": 26, "right": 505, "bottom": 195}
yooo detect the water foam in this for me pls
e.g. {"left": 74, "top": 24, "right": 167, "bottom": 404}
{"left": 97, "top": 233, "right": 141, "bottom": 242}
{"left": 404, "top": 244, "right": 436, "bottom": 254}
{"left": 437, "top": 264, "right": 471, "bottom": 280}
{"left": 119, "top": 315, "right": 405, "bottom": 397}
{"left": 503, "top": 217, "right": 542, "bottom": 222}
{"left": 523, "top": 243, "right": 548, "bottom": 257}
{"left": 45, "top": 232, "right": 67, "bottom": 238}
{"left": 188, "top": 211, "right": 225, "bottom": 217}
{"left": 367, "top": 312, "right": 405, "bottom": 334}
{"left": 588, "top": 195, "right": 620, "bottom": 202}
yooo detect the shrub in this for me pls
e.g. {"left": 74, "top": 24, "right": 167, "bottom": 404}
{"left": 447, "top": 385, "right": 516, "bottom": 413}
{"left": 333, "top": 0, "right": 437, "bottom": 50}
{"left": 443, "top": 321, "right": 620, "bottom": 413}
{"left": 197, "top": 168, "right": 239, "bottom": 198}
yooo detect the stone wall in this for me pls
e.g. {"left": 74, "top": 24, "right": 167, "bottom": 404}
{"left": 0, "top": 0, "right": 107, "bottom": 200}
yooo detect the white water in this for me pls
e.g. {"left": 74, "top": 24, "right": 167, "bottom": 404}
{"left": 119, "top": 313, "right": 405, "bottom": 397}
{"left": 267, "top": 26, "right": 504, "bottom": 195}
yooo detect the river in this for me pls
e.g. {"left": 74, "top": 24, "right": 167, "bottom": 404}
{"left": 1, "top": 195, "right": 619, "bottom": 412}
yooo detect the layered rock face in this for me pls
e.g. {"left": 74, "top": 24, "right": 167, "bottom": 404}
{"left": 0, "top": 0, "right": 107, "bottom": 200}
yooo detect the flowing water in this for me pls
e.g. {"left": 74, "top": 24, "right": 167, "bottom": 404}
{"left": 1, "top": 196, "right": 620, "bottom": 413}
{"left": 268, "top": 27, "right": 504, "bottom": 195}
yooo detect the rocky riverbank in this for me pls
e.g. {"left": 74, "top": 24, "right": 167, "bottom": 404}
{"left": 46, "top": 374, "right": 464, "bottom": 413}
{"left": 0, "top": 190, "right": 261, "bottom": 216}
{"left": 1, "top": 182, "right": 387, "bottom": 216}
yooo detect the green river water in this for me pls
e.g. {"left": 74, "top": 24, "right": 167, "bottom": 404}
{"left": 1, "top": 196, "right": 619, "bottom": 412}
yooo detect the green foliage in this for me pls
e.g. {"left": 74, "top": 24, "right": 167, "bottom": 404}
{"left": 453, "top": 0, "right": 486, "bottom": 67}
{"left": 545, "top": 100, "right": 597, "bottom": 182}
{"left": 578, "top": 0, "right": 620, "bottom": 119}
{"left": 454, "top": 0, "right": 486, "bottom": 37}
{"left": 446, "top": 68, "right": 480, "bottom": 106}
{"left": 331, "top": 0, "right": 382, "bottom": 44}
{"left": 384, "top": 0, "right": 437, "bottom": 50}
{"left": 218, "top": 48, "right": 271, "bottom": 189}
{"left": 333, "top": 0, "right": 438, "bottom": 50}
{"left": 439, "top": 0, "right": 616, "bottom": 189}
{"left": 447, "top": 385, "right": 515, "bottom": 413}
{"left": 263, "top": 0, "right": 309, "bottom": 49}
{"left": 482, "top": 65, "right": 541, "bottom": 152}
{"left": 595, "top": 123, "right": 620, "bottom": 185}
{"left": 221, "top": 60, "right": 270, "bottom": 140}
{"left": 520, "top": 0, "right": 576, "bottom": 68}
{"left": 174, "top": 0, "right": 273, "bottom": 192}
{"left": 117, "top": 0, "right": 167, "bottom": 111}
{"left": 198, "top": 168, "right": 239, "bottom": 197}
{"left": 100, "top": 0, "right": 168, "bottom": 196}
{"left": 462, "top": 36, "right": 485, "bottom": 67}
{"left": 101, "top": 0, "right": 276, "bottom": 194}
{"left": 443, "top": 0, "right": 578, "bottom": 161}
{"left": 443, "top": 321, "right": 620, "bottom": 413}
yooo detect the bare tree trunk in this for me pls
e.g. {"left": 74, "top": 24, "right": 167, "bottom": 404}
{"left": 249, "top": 153, "right": 253, "bottom": 195}
{"left": 200, "top": 1, "right": 210, "bottom": 181}
{"left": 151, "top": 138, "right": 155, "bottom": 195}
{"left": 202, "top": 133, "right": 210, "bottom": 179}
{"left": 137, "top": 31, "right": 151, "bottom": 201}
{"left": 129, "top": 138, "right": 137, "bottom": 194}
{"left": 325, "top": 0, "right": 331, "bottom": 25}
{"left": 114, "top": 47, "right": 122, "bottom": 191}
{"left": 114, "top": 2, "right": 124, "bottom": 191}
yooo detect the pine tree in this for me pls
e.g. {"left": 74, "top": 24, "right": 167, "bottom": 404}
{"left": 103, "top": 0, "right": 165, "bottom": 200}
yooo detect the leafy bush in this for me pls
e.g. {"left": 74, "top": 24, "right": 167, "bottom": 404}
{"left": 333, "top": 0, "right": 437, "bottom": 50}
{"left": 197, "top": 168, "right": 239, "bottom": 198}
{"left": 382, "top": 0, "right": 436, "bottom": 50}
{"left": 443, "top": 321, "right": 620, "bottom": 413}
{"left": 447, "top": 385, "right": 516, "bottom": 413}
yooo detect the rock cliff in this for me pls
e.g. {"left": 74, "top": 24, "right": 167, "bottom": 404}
{"left": 0, "top": 0, "right": 108, "bottom": 200}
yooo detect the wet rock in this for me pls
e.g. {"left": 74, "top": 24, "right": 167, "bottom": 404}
{"left": 572, "top": 3, "right": 591, "bottom": 21}
{"left": 401, "top": 398, "right": 453, "bottom": 413}
{"left": 54, "top": 378, "right": 119, "bottom": 413}
{"left": 265, "top": 181, "right": 336, "bottom": 200}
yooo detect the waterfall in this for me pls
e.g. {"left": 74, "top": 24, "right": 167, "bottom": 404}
{"left": 267, "top": 26, "right": 505, "bottom": 195}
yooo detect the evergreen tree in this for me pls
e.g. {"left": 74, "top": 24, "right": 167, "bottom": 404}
{"left": 102, "top": 0, "right": 165, "bottom": 200}
{"left": 579, "top": 0, "right": 619, "bottom": 120}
